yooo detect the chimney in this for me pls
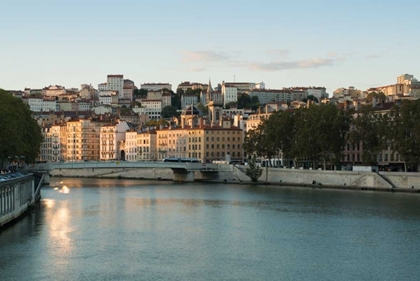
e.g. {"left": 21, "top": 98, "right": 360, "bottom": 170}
{"left": 199, "top": 117, "right": 203, "bottom": 128}
{"left": 181, "top": 116, "right": 185, "bottom": 129}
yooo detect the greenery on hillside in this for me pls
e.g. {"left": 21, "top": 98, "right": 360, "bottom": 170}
{"left": 0, "top": 89, "right": 43, "bottom": 166}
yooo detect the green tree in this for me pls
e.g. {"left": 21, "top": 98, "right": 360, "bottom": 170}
{"left": 388, "top": 100, "right": 420, "bottom": 172}
{"left": 348, "top": 105, "right": 388, "bottom": 165}
{"left": 367, "top": 91, "right": 386, "bottom": 104}
{"left": 245, "top": 155, "right": 262, "bottom": 182}
{"left": 196, "top": 102, "right": 208, "bottom": 116}
{"left": 0, "top": 89, "right": 43, "bottom": 166}
{"left": 302, "top": 95, "right": 319, "bottom": 103}
{"left": 161, "top": 106, "right": 180, "bottom": 118}
{"left": 144, "top": 119, "right": 169, "bottom": 127}
{"left": 134, "top": 88, "right": 148, "bottom": 98}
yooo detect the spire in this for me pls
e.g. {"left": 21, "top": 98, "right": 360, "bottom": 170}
{"left": 207, "top": 79, "right": 213, "bottom": 94}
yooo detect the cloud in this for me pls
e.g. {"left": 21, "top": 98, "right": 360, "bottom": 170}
{"left": 247, "top": 58, "right": 336, "bottom": 71}
{"left": 182, "top": 50, "right": 230, "bottom": 63}
{"left": 366, "top": 54, "right": 380, "bottom": 59}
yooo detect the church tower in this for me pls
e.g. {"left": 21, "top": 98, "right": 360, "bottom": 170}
{"left": 206, "top": 79, "right": 223, "bottom": 126}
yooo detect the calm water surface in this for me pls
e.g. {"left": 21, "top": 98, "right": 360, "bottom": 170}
{"left": 1, "top": 178, "right": 420, "bottom": 281}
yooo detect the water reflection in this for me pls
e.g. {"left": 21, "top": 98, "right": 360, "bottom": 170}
{"left": 1, "top": 178, "right": 420, "bottom": 281}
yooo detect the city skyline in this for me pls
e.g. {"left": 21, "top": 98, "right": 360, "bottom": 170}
{"left": 1, "top": 0, "right": 419, "bottom": 93}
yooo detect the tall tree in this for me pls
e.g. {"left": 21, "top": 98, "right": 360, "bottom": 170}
{"left": 161, "top": 106, "right": 179, "bottom": 118}
{"left": 388, "top": 100, "right": 420, "bottom": 172}
{"left": 0, "top": 89, "right": 43, "bottom": 166}
{"left": 348, "top": 105, "right": 388, "bottom": 165}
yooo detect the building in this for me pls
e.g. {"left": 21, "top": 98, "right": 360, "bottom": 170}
{"left": 42, "top": 85, "right": 66, "bottom": 97}
{"left": 162, "top": 92, "right": 171, "bottom": 108}
{"left": 141, "top": 83, "right": 172, "bottom": 91}
{"left": 137, "top": 129, "right": 157, "bottom": 161}
{"left": 100, "top": 120, "right": 130, "bottom": 161}
{"left": 248, "top": 89, "right": 307, "bottom": 105}
{"left": 98, "top": 83, "right": 108, "bottom": 91}
{"left": 224, "top": 82, "right": 256, "bottom": 94}
{"left": 27, "top": 97, "right": 57, "bottom": 112}
{"left": 177, "top": 81, "right": 208, "bottom": 92}
{"left": 122, "top": 86, "right": 134, "bottom": 101}
{"left": 221, "top": 82, "right": 238, "bottom": 107}
{"left": 132, "top": 100, "right": 162, "bottom": 119}
{"left": 79, "top": 84, "right": 97, "bottom": 99}
{"left": 181, "top": 93, "right": 198, "bottom": 109}
{"left": 123, "top": 130, "right": 138, "bottom": 161}
{"left": 38, "top": 125, "right": 62, "bottom": 162}
{"left": 107, "top": 74, "right": 124, "bottom": 99}
{"left": 65, "top": 119, "right": 102, "bottom": 161}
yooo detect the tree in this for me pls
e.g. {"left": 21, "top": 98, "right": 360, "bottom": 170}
{"left": 302, "top": 95, "right": 319, "bottom": 103}
{"left": 134, "top": 88, "right": 148, "bottom": 98}
{"left": 144, "top": 119, "right": 169, "bottom": 127}
{"left": 196, "top": 102, "right": 208, "bottom": 116}
{"left": 225, "top": 101, "right": 237, "bottom": 109}
{"left": 367, "top": 91, "right": 386, "bottom": 104}
{"left": 0, "top": 89, "right": 43, "bottom": 166}
{"left": 348, "top": 105, "right": 388, "bottom": 165}
{"left": 161, "top": 106, "right": 180, "bottom": 118}
{"left": 245, "top": 155, "right": 262, "bottom": 182}
{"left": 388, "top": 100, "right": 420, "bottom": 172}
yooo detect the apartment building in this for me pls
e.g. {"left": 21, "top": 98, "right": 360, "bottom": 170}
{"left": 27, "top": 97, "right": 57, "bottom": 112}
{"left": 38, "top": 125, "right": 62, "bottom": 162}
{"left": 132, "top": 100, "right": 162, "bottom": 119}
{"left": 64, "top": 119, "right": 102, "bottom": 161}
{"left": 141, "top": 83, "right": 172, "bottom": 91}
{"left": 99, "top": 120, "right": 130, "bottom": 161}
{"left": 137, "top": 129, "right": 157, "bottom": 161}
{"left": 107, "top": 74, "right": 124, "bottom": 99}
{"left": 248, "top": 89, "right": 308, "bottom": 105}
{"left": 221, "top": 82, "right": 238, "bottom": 107}
{"left": 181, "top": 93, "right": 198, "bottom": 109}
{"left": 42, "top": 85, "right": 66, "bottom": 97}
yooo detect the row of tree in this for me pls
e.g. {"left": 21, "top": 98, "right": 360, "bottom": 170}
{"left": 243, "top": 100, "right": 420, "bottom": 172}
{"left": 0, "top": 89, "right": 43, "bottom": 167}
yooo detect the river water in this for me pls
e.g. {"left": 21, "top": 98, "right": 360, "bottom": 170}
{"left": 1, "top": 178, "right": 420, "bottom": 281}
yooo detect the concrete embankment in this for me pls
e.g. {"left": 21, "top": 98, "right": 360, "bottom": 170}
{"left": 49, "top": 165, "right": 420, "bottom": 193}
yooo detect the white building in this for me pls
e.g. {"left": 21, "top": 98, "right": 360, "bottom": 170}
{"left": 255, "top": 82, "right": 266, "bottom": 89}
{"left": 28, "top": 97, "right": 57, "bottom": 112}
{"left": 162, "top": 92, "right": 171, "bottom": 108}
{"left": 141, "top": 83, "right": 172, "bottom": 91}
{"left": 224, "top": 82, "right": 256, "bottom": 94}
{"left": 77, "top": 101, "right": 91, "bottom": 111}
{"left": 181, "top": 94, "right": 198, "bottom": 109}
{"left": 100, "top": 120, "right": 130, "bottom": 161}
{"left": 132, "top": 100, "right": 162, "bottom": 119}
{"left": 221, "top": 83, "right": 238, "bottom": 107}
{"left": 124, "top": 131, "right": 138, "bottom": 161}
{"left": 98, "top": 83, "right": 108, "bottom": 91}
{"left": 107, "top": 74, "right": 124, "bottom": 99}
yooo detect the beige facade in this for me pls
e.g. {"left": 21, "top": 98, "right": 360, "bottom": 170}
{"left": 65, "top": 119, "right": 102, "bottom": 161}
{"left": 137, "top": 130, "right": 157, "bottom": 161}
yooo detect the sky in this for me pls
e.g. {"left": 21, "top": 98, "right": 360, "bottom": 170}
{"left": 1, "top": 0, "right": 419, "bottom": 94}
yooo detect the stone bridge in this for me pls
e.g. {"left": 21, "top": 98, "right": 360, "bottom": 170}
{"left": 32, "top": 161, "right": 220, "bottom": 182}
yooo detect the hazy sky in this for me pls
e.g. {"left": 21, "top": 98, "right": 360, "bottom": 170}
{"left": 1, "top": 0, "right": 419, "bottom": 94}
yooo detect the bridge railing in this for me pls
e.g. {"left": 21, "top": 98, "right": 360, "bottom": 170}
{"left": 33, "top": 161, "right": 219, "bottom": 171}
